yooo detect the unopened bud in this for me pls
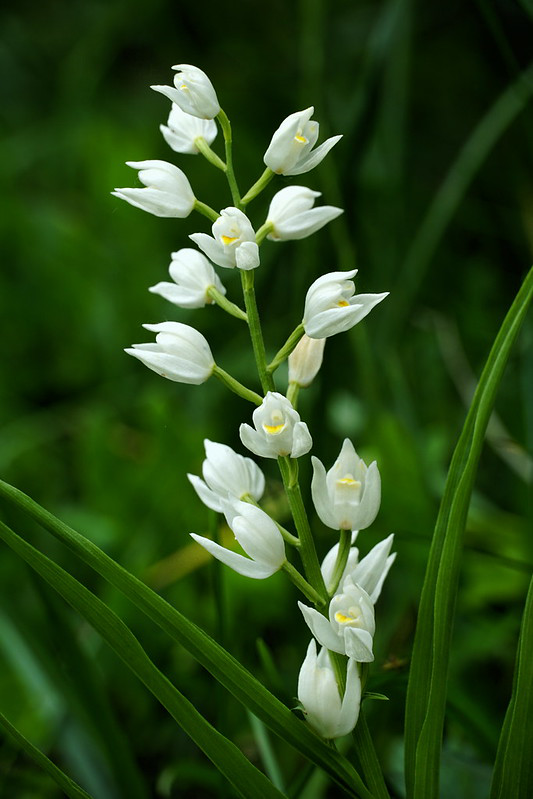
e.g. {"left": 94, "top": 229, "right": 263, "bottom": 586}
{"left": 288, "top": 335, "right": 325, "bottom": 387}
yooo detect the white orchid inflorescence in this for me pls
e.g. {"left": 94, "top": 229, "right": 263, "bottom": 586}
{"left": 115, "top": 63, "right": 394, "bottom": 742}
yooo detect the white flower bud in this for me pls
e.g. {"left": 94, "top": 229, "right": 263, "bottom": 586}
{"left": 151, "top": 64, "right": 220, "bottom": 120}
{"left": 266, "top": 186, "right": 342, "bottom": 241}
{"left": 190, "top": 208, "right": 260, "bottom": 271}
{"left": 125, "top": 322, "right": 214, "bottom": 384}
{"left": 160, "top": 103, "right": 217, "bottom": 154}
{"left": 311, "top": 439, "right": 381, "bottom": 531}
{"left": 303, "top": 269, "right": 388, "bottom": 338}
{"left": 288, "top": 335, "right": 325, "bottom": 387}
{"left": 298, "top": 640, "right": 361, "bottom": 739}
{"left": 239, "top": 392, "right": 312, "bottom": 459}
{"left": 149, "top": 248, "right": 225, "bottom": 309}
{"left": 264, "top": 107, "right": 342, "bottom": 176}
{"left": 112, "top": 160, "right": 195, "bottom": 218}
{"left": 187, "top": 439, "right": 265, "bottom": 513}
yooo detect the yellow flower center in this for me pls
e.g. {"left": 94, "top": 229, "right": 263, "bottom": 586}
{"left": 295, "top": 134, "right": 307, "bottom": 143}
{"left": 337, "top": 299, "right": 349, "bottom": 307}
{"left": 221, "top": 235, "right": 239, "bottom": 246}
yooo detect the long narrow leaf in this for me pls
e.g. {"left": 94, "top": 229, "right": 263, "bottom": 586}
{"left": 0, "top": 481, "right": 373, "bottom": 799}
{"left": 490, "top": 574, "right": 533, "bottom": 798}
{"left": 0, "top": 519, "right": 287, "bottom": 799}
{"left": 0, "top": 711, "right": 94, "bottom": 799}
{"left": 404, "top": 265, "right": 533, "bottom": 799}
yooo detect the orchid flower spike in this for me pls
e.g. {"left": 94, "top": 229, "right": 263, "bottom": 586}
{"left": 299, "top": 577, "right": 376, "bottom": 662}
{"left": 298, "top": 640, "right": 361, "bottom": 739}
{"left": 190, "top": 208, "right": 260, "bottom": 271}
{"left": 266, "top": 186, "right": 343, "bottom": 241}
{"left": 191, "top": 499, "right": 286, "bottom": 579}
{"left": 149, "top": 248, "right": 225, "bottom": 309}
{"left": 125, "top": 322, "right": 214, "bottom": 385}
{"left": 240, "top": 392, "right": 312, "bottom": 459}
{"left": 112, "top": 160, "right": 195, "bottom": 218}
{"left": 187, "top": 439, "right": 265, "bottom": 513}
{"left": 264, "top": 107, "right": 342, "bottom": 176}
{"left": 160, "top": 103, "right": 217, "bottom": 154}
{"left": 152, "top": 64, "right": 220, "bottom": 119}
{"left": 303, "top": 270, "right": 389, "bottom": 338}
{"left": 311, "top": 439, "right": 381, "bottom": 531}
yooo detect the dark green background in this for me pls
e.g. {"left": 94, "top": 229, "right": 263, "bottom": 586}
{"left": 1, "top": 1, "right": 531, "bottom": 796}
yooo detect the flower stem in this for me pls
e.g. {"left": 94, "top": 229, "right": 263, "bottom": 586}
{"left": 194, "top": 136, "right": 227, "bottom": 172}
{"left": 217, "top": 109, "right": 241, "bottom": 208}
{"left": 278, "top": 456, "right": 328, "bottom": 604}
{"left": 286, "top": 381, "right": 300, "bottom": 409}
{"left": 327, "top": 529, "right": 352, "bottom": 596}
{"left": 241, "top": 270, "right": 274, "bottom": 394}
{"left": 267, "top": 324, "right": 305, "bottom": 374}
{"left": 212, "top": 365, "right": 262, "bottom": 405}
{"left": 255, "top": 221, "right": 274, "bottom": 245}
{"left": 207, "top": 286, "right": 248, "bottom": 322}
{"left": 194, "top": 199, "right": 220, "bottom": 222}
{"left": 282, "top": 560, "right": 325, "bottom": 605}
{"left": 241, "top": 167, "right": 275, "bottom": 205}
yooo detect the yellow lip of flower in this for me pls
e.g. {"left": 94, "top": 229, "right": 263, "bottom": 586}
{"left": 335, "top": 611, "right": 355, "bottom": 624}
{"left": 337, "top": 299, "right": 349, "bottom": 307}
{"left": 221, "top": 235, "right": 239, "bottom": 246}
{"left": 263, "top": 422, "right": 286, "bottom": 434}
{"left": 337, "top": 475, "right": 360, "bottom": 486}
{"left": 295, "top": 134, "right": 308, "bottom": 143}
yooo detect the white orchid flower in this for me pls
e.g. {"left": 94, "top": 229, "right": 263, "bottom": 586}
{"left": 298, "top": 640, "right": 361, "bottom": 739}
{"left": 311, "top": 439, "right": 381, "bottom": 531}
{"left": 191, "top": 499, "right": 286, "bottom": 579}
{"left": 160, "top": 103, "right": 218, "bottom": 154}
{"left": 112, "top": 160, "right": 195, "bottom": 218}
{"left": 264, "top": 107, "right": 342, "bottom": 176}
{"left": 298, "top": 577, "right": 376, "bottom": 662}
{"left": 187, "top": 439, "right": 265, "bottom": 513}
{"left": 288, "top": 335, "right": 326, "bottom": 388}
{"left": 190, "top": 208, "right": 260, "bottom": 271}
{"left": 266, "top": 186, "right": 343, "bottom": 241}
{"left": 303, "top": 269, "right": 389, "bottom": 339}
{"left": 125, "top": 322, "right": 214, "bottom": 385}
{"left": 321, "top": 533, "right": 396, "bottom": 604}
{"left": 239, "top": 392, "right": 312, "bottom": 459}
{"left": 149, "top": 248, "right": 225, "bottom": 309}
{"left": 151, "top": 64, "right": 220, "bottom": 119}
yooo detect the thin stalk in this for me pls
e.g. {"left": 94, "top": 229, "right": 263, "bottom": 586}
{"left": 212, "top": 365, "right": 262, "bottom": 405}
{"left": 282, "top": 561, "right": 325, "bottom": 605}
{"left": 194, "top": 199, "right": 220, "bottom": 222}
{"left": 352, "top": 711, "right": 390, "bottom": 799}
{"left": 327, "top": 530, "right": 352, "bottom": 596}
{"left": 267, "top": 325, "right": 305, "bottom": 374}
{"left": 207, "top": 286, "right": 248, "bottom": 322}
{"left": 286, "top": 382, "right": 300, "bottom": 409}
{"left": 241, "top": 270, "right": 275, "bottom": 394}
{"left": 256, "top": 221, "right": 275, "bottom": 245}
{"left": 278, "top": 457, "right": 328, "bottom": 604}
{"left": 217, "top": 109, "right": 241, "bottom": 207}
{"left": 194, "top": 136, "right": 227, "bottom": 172}
{"left": 241, "top": 167, "right": 275, "bottom": 206}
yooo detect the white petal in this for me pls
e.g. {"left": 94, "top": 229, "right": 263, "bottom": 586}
{"left": 285, "top": 135, "right": 343, "bottom": 176}
{"left": 335, "top": 656, "right": 362, "bottom": 736}
{"left": 187, "top": 474, "right": 224, "bottom": 512}
{"left": 190, "top": 534, "right": 276, "bottom": 578}
{"left": 189, "top": 233, "right": 235, "bottom": 269}
{"left": 311, "top": 457, "right": 339, "bottom": 529}
{"left": 235, "top": 241, "right": 260, "bottom": 271}
{"left": 239, "top": 423, "right": 276, "bottom": 459}
{"left": 298, "top": 602, "right": 345, "bottom": 654}
{"left": 344, "top": 628, "right": 374, "bottom": 662}
{"left": 290, "top": 422, "right": 313, "bottom": 458}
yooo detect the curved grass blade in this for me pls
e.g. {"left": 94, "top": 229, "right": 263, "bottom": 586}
{"left": 0, "top": 520, "right": 287, "bottom": 799}
{"left": 0, "top": 711, "right": 94, "bottom": 799}
{"left": 404, "top": 265, "right": 533, "bottom": 799}
{"left": 0, "top": 482, "right": 372, "bottom": 799}
{"left": 490, "top": 574, "right": 533, "bottom": 799}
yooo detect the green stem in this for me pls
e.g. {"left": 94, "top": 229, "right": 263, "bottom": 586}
{"left": 194, "top": 136, "right": 227, "bottom": 172}
{"left": 282, "top": 561, "right": 326, "bottom": 605}
{"left": 212, "top": 365, "right": 262, "bottom": 405}
{"left": 327, "top": 530, "right": 352, "bottom": 596}
{"left": 217, "top": 109, "right": 242, "bottom": 208}
{"left": 278, "top": 456, "right": 328, "bottom": 604}
{"left": 241, "top": 167, "right": 275, "bottom": 205}
{"left": 193, "top": 199, "right": 220, "bottom": 222}
{"left": 207, "top": 286, "right": 248, "bottom": 321}
{"left": 256, "top": 221, "right": 275, "bottom": 245}
{"left": 241, "top": 270, "right": 275, "bottom": 394}
{"left": 286, "top": 381, "right": 300, "bottom": 409}
{"left": 267, "top": 324, "right": 305, "bottom": 374}
{"left": 352, "top": 711, "right": 391, "bottom": 799}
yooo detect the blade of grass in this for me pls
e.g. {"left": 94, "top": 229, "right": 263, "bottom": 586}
{"left": 0, "top": 519, "right": 287, "bottom": 799}
{"left": 0, "top": 486, "right": 373, "bottom": 799}
{"left": 490, "top": 573, "right": 533, "bottom": 799}
{"left": 404, "top": 265, "right": 533, "bottom": 799}
{"left": 0, "top": 711, "right": 94, "bottom": 799}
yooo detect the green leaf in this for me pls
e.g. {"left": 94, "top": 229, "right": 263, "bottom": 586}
{"left": 0, "top": 710, "right": 95, "bottom": 799}
{"left": 404, "top": 265, "right": 533, "bottom": 799}
{"left": 0, "top": 519, "right": 286, "bottom": 799}
{"left": 0, "top": 486, "right": 372, "bottom": 799}
{"left": 490, "top": 573, "right": 533, "bottom": 799}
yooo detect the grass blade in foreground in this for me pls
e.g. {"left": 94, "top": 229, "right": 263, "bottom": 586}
{"left": 0, "top": 487, "right": 372, "bottom": 799}
{"left": 404, "top": 265, "right": 533, "bottom": 799}
{"left": 490, "top": 574, "right": 533, "bottom": 799}
{"left": 0, "top": 520, "right": 287, "bottom": 799}
{"left": 0, "top": 711, "right": 94, "bottom": 799}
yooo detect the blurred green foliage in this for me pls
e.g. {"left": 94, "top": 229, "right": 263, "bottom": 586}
{"left": 0, "top": 0, "right": 531, "bottom": 796}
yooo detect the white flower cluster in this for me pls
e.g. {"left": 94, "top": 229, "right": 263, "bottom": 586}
{"left": 114, "top": 64, "right": 394, "bottom": 742}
